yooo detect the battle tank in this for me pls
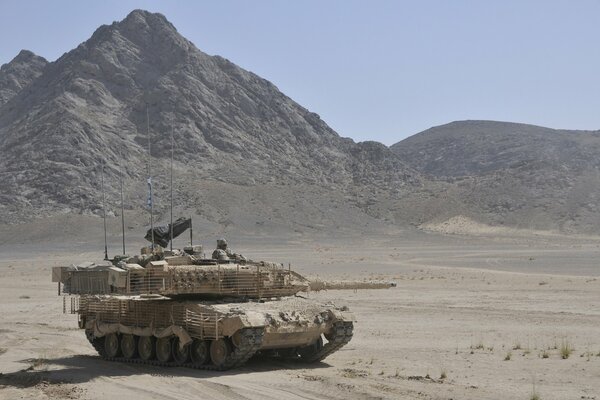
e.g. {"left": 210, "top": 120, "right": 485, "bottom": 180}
{"left": 53, "top": 244, "right": 354, "bottom": 370}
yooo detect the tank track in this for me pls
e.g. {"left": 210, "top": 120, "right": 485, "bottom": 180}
{"left": 85, "top": 328, "right": 264, "bottom": 371}
{"left": 301, "top": 321, "right": 354, "bottom": 363}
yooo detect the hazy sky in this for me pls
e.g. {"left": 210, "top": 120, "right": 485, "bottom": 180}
{"left": 1, "top": 1, "right": 599, "bottom": 144}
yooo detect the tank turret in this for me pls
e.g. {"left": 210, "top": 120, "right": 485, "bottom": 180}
{"left": 53, "top": 247, "right": 310, "bottom": 299}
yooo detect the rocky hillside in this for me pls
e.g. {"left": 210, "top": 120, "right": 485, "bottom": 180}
{"left": 0, "top": 10, "right": 429, "bottom": 233}
{"left": 391, "top": 121, "right": 600, "bottom": 233}
{"left": 0, "top": 50, "right": 47, "bottom": 107}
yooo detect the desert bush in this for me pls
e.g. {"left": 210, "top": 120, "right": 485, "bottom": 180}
{"left": 27, "top": 356, "right": 47, "bottom": 370}
{"left": 560, "top": 339, "right": 574, "bottom": 359}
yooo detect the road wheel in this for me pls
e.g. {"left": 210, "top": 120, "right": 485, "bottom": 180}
{"left": 121, "top": 334, "right": 138, "bottom": 359}
{"left": 209, "top": 338, "right": 231, "bottom": 368}
{"left": 172, "top": 337, "right": 190, "bottom": 365}
{"left": 156, "top": 337, "right": 173, "bottom": 363}
{"left": 190, "top": 339, "right": 209, "bottom": 366}
{"left": 138, "top": 336, "right": 155, "bottom": 361}
{"left": 104, "top": 333, "right": 121, "bottom": 358}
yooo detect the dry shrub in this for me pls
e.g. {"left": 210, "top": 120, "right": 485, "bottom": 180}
{"left": 560, "top": 339, "right": 574, "bottom": 359}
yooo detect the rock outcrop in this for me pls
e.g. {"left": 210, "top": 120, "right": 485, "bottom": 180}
{"left": 0, "top": 49, "right": 48, "bottom": 106}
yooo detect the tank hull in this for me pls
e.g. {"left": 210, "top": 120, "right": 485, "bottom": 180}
{"left": 78, "top": 295, "right": 354, "bottom": 370}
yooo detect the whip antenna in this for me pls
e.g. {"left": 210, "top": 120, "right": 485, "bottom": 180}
{"left": 146, "top": 106, "right": 155, "bottom": 250}
{"left": 101, "top": 161, "right": 109, "bottom": 260}
{"left": 170, "top": 127, "right": 174, "bottom": 251}
{"left": 190, "top": 216, "right": 193, "bottom": 247}
{"left": 119, "top": 150, "right": 126, "bottom": 255}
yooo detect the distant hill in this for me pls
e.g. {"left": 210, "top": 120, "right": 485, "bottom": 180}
{"left": 391, "top": 121, "right": 600, "bottom": 233}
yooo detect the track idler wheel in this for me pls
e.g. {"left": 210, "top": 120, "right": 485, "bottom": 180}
{"left": 104, "top": 333, "right": 121, "bottom": 358}
{"left": 138, "top": 336, "right": 156, "bottom": 361}
{"left": 190, "top": 339, "right": 209, "bottom": 366}
{"left": 209, "top": 338, "right": 232, "bottom": 368}
{"left": 121, "top": 334, "right": 138, "bottom": 359}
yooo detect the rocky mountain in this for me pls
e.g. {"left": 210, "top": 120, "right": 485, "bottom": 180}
{"left": 0, "top": 10, "right": 429, "bottom": 234}
{"left": 0, "top": 50, "right": 48, "bottom": 106}
{"left": 391, "top": 121, "right": 600, "bottom": 233}
{"left": 2, "top": 11, "right": 598, "bottom": 236}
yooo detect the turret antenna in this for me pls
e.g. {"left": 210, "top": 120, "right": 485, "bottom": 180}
{"left": 190, "top": 216, "right": 193, "bottom": 247}
{"left": 119, "top": 150, "right": 126, "bottom": 255}
{"left": 146, "top": 106, "right": 155, "bottom": 250}
{"left": 101, "top": 161, "right": 109, "bottom": 260}
{"left": 170, "top": 126, "right": 174, "bottom": 251}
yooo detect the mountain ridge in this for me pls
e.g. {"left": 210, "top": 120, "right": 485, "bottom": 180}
{"left": 0, "top": 10, "right": 427, "bottom": 234}
{"left": 0, "top": 49, "right": 48, "bottom": 107}
{"left": 2, "top": 10, "right": 599, "bottom": 235}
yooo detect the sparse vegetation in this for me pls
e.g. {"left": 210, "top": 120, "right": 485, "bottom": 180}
{"left": 513, "top": 343, "right": 522, "bottom": 350}
{"left": 0, "top": 347, "right": 6, "bottom": 355}
{"left": 530, "top": 380, "right": 541, "bottom": 400}
{"left": 540, "top": 350, "right": 549, "bottom": 359}
{"left": 27, "top": 356, "right": 47, "bottom": 371}
{"left": 560, "top": 339, "right": 574, "bottom": 359}
{"left": 504, "top": 351, "right": 512, "bottom": 361}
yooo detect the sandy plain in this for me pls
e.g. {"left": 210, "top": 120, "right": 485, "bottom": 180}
{"left": 0, "top": 227, "right": 599, "bottom": 400}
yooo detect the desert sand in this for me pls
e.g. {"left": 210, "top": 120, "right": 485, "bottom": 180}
{"left": 1, "top": 228, "right": 599, "bottom": 400}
